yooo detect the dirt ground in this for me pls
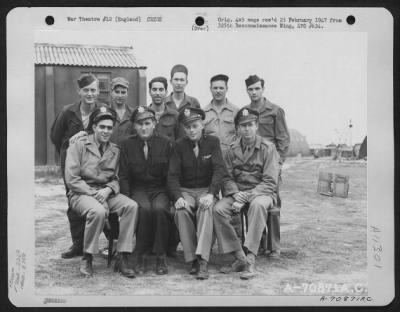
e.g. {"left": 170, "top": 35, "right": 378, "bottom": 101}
{"left": 34, "top": 157, "right": 367, "bottom": 296}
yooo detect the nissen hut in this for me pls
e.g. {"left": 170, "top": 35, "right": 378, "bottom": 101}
{"left": 35, "top": 43, "right": 147, "bottom": 165}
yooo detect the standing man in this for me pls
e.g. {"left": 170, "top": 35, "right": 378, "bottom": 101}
{"left": 50, "top": 73, "right": 106, "bottom": 259}
{"left": 204, "top": 74, "right": 239, "bottom": 153}
{"left": 244, "top": 75, "right": 290, "bottom": 258}
{"left": 109, "top": 77, "right": 135, "bottom": 146}
{"left": 165, "top": 64, "right": 201, "bottom": 112}
{"left": 213, "top": 107, "right": 280, "bottom": 280}
{"left": 65, "top": 106, "right": 138, "bottom": 278}
{"left": 148, "top": 76, "right": 180, "bottom": 142}
{"left": 119, "top": 106, "right": 174, "bottom": 275}
{"left": 168, "top": 107, "right": 228, "bottom": 280}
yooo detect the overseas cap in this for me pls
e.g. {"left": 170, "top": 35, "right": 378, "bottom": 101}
{"left": 111, "top": 77, "right": 129, "bottom": 89}
{"left": 131, "top": 106, "right": 156, "bottom": 123}
{"left": 245, "top": 74, "right": 263, "bottom": 88}
{"left": 210, "top": 74, "right": 229, "bottom": 83}
{"left": 234, "top": 107, "right": 259, "bottom": 126}
{"left": 178, "top": 107, "right": 205, "bottom": 126}
{"left": 77, "top": 73, "right": 98, "bottom": 89}
{"left": 87, "top": 106, "right": 117, "bottom": 131}
{"left": 171, "top": 64, "right": 188, "bottom": 78}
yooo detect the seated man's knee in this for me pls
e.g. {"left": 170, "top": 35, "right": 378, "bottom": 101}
{"left": 213, "top": 198, "right": 230, "bottom": 217}
{"left": 87, "top": 206, "right": 106, "bottom": 222}
{"left": 250, "top": 196, "right": 273, "bottom": 212}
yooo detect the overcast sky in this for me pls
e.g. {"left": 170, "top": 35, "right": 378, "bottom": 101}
{"left": 36, "top": 30, "right": 367, "bottom": 145}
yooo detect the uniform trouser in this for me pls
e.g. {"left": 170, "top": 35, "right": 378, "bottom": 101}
{"left": 213, "top": 196, "right": 272, "bottom": 256}
{"left": 61, "top": 149, "right": 85, "bottom": 250}
{"left": 69, "top": 193, "right": 138, "bottom": 254}
{"left": 174, "top": 187, "right": 215, "bottom": 263}
{"left": 266, "top": 175, "right": 281, "bottom": 251}
{"left": 131, "top": 190, "right": 171, "bottom": 255}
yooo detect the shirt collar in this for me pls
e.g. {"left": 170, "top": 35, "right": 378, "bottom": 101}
{"left": 204, "top": 98, "right": 234, "bottom": 112}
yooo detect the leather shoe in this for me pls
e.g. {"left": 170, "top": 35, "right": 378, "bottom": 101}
{"left": 189, "top": 259, "right": 199, "bottom": 275}
{"left": 220, "top": 259, "right": 247, "bottom": 274}
{"left": 115, "top": 253, "right": 135, "bottom": 278}
{"left": 135, "top": 255, "right": 148, "bottom": 275}
{"left": 61, "top": 245, "right": 83, "bottom": 259}
{"left": 80, "top": 254, "right": 93, "bottom": 277}
{"left": 267, "top": 250, "right": 281, "bottom": 259}
{"left": 196, "top": 259, "right": 209, "bottom": 280}
{"left": 156, "top": 255, "right": 168, "bottom": 275}
{"left": 240, "top": 255, "right": 256, "bottom": 280}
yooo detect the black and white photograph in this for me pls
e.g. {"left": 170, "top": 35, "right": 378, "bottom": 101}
{"left": 7, "top": 7, "right": 394, "bottom": 307}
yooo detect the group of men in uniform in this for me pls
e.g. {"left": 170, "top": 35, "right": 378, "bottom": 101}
{"left": 50, "top": 64, "right": 290, "bottom": 280}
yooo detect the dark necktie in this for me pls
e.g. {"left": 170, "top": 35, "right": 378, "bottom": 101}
{"left": 143, "top": 141, "right": 148, "bottom": 160}
{"left": 99, "top": 145, "right": 104, "bottom": 157}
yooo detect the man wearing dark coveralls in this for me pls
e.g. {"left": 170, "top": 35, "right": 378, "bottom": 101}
{"left": 109, "top": 77, "right": 135, "bottom": 146}
{"left": 119, "top": 106, "right": 174, "bottom": 275}
{"left": 165, "top": 64, "right": 201, "bottom": 112}
{"left": 148, "top": 76, "right": 181, "bottom": 257}
{"left": 244, "top": 74, "right": 290, "bottom": 258}
{"left": 50, "top": 73, "right": 107, "bottom": 259}
{"left": 213, "top": 107, "right": 280, "bottom": 280}
{"left": 148, "top": 76, "right": 180, "bottom": 142}
{"left": 65, "top": 106, "right": 138, "bottom": 278}
{"left": 168, "top": 107, "right": 228, "bottom": 280}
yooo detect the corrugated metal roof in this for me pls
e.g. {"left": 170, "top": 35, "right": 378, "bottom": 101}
{"left": 35, "top": 43, "right": 140, "bottom": 68}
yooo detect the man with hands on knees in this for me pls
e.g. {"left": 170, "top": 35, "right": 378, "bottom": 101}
{"left": 65, "top": 106, "right": 138, "bottom": 278}
{"left": 119, "top": 106, "right": 174, "bottom": 275}
{"left": 168, "top": 107, "right": 228, "bottom": 280}
{"left": 213, "top": 107, "right": 280, "bottom": 280}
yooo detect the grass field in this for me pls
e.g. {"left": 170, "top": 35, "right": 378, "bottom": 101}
{"left": 34, "top": 157, "right": 367, "bottom": 296}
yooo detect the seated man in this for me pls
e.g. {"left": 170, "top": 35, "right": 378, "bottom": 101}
{"left": 168, "top": 107, "right": 228, "bottom": 280}
{"left": 213, "top": 107, "right": 280, "bottom": 280}
{"left": 119, "top": 106, "right": 174, "bottom": 275}
{"left": 65, "top": 106, "right": 138, "bottom": 278}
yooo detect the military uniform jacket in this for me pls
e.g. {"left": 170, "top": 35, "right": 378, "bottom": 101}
{"left": 119, "top": 134, "right": 173, "bottom": 196}
{"left": 149, "top": 104, "right": 180, "bottom": 142}
{"left": 50, "top": 101, "right": 106, "bottom": 156}
{"left": 204, "top": 99, "right": 238, "bottom": 149}
{"left": 168, "top": 135, "right": 228, "bottom": 201}
{"left": 110, "top": 105, "right": 134, "bottom": 146}
{"left": 65, "top": 134, "right": 120, "bottom": 197}
{"left": 165, "top": 93, "right": 200, "bottom": 112}
{"left": 245, "top": 98, "right": 290, "bottom": 164}
{"left": 222, "top": 135, "right": 279, "bottom": 203}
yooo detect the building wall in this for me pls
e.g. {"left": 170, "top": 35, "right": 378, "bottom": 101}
{"left": 35, "top": 65, "right": 147, "bottom": 165}
{"left": 35, "top": 66, "right": 47, "bottom": 165}
{"left": 52, "top": 66, "right": 145, "bottom": 115}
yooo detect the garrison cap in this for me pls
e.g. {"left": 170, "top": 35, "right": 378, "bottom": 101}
{"left": 87, "top": 106, "right": 117, "bottom": 130}
{"left": 77, "top": 73, "right": 98, "bottom": 89}
{"left": 234, "top": 107, "right": 259, "bottom": 126}
{"left": 245, "top": 74, "right": 263, "bottom": 88}
{"left": 210, "top": 74, "right": 229, "bottom": 83}
{"left": 178, "top": 107, "right": 205, "bottom": 126}
{"left": 111, "top": 77, "right": 129, "bottom": 89}
{"left": 171, "top": 64, "right": 188, "bottom": 78}
{"left": 131, "top": 106, "right": 156, "bottom": 123}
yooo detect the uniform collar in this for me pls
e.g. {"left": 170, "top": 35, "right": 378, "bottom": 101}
{"left": 148, "top": 103, "right": 176, "bottom": 116}
{"left": 113, "top": 104, "right": 133, "bottom": 122}
{"left": 248, "top": 97, "right": 272, "bottom": 113}
{"left": 204, "top": 98, "right": 235, "bottom": 112}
